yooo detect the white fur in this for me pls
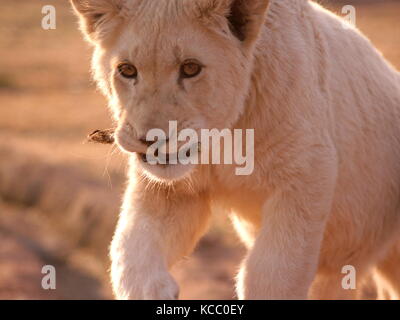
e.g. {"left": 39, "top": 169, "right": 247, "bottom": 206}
{"left": 71, "top": 0, "right": 400, "bottom": 299}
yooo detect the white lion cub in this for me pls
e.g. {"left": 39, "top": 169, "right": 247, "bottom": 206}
{"left": 71, "top": 0, "right": 400, "bottom": 299}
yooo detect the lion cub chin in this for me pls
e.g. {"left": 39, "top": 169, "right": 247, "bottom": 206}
{"left": 72, "top": 0, "right": 400, "bottom": 300}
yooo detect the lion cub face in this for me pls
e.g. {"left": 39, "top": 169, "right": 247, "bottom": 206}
{"left": 71, "top": 0, "right": 269, "bottom": 181}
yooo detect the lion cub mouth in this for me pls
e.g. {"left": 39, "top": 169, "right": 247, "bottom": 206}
{"left": 138, "top": 144, "right": 198, "bottom": 166}
{"left": 86, "top": 128, "right": 199, "bottom": 170}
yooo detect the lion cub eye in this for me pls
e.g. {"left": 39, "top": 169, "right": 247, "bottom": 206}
{"left": 180, "top": 60, "right": 202, "bottom": 78}
{"left": 118, "top": 63, "right": 138, "bottom": 79}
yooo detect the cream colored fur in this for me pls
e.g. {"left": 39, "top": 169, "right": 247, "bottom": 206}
{"left": 71, "top": 0, "right": 400, "bottom": 299}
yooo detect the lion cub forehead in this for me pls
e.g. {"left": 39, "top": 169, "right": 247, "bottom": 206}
{"left": 124, "top": 0, "right": 200, "bottom": 27}
{"left": 114, "top": 21, "right": 215, "bottom": 69}
{"left": 107, "top": 0, "right": 231, "bottom": 71}
{"left": 114, "top": 28, "right": 201, "bottom": 69}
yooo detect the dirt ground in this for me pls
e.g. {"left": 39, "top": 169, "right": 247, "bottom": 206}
{"left": 0, "top": 0, "right": 399, "bottom": 300}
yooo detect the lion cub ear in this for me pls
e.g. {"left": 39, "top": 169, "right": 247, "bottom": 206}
{"left": 70, "top": 0, "right": 125, "bottom": 44}
{"left": 197, "top": 0, "right": 270, "bottom": 49}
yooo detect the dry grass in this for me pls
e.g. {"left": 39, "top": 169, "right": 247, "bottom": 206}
{"left": 0, "top": 0, "right": 399, "bottom": 300}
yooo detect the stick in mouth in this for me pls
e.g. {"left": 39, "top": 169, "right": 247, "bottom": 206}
{"left": 87, "top": 129, "right": 115, "bottom": 144}
{"left": 86, "top": 129, "right": 202, "bottom": 165}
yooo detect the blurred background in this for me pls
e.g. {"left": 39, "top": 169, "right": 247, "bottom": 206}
{"left": 0, "top": 0, "right": 399, "bottom": 299}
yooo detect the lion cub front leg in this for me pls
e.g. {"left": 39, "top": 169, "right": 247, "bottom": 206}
{"left": 237, "top": 165, "right": 336, "bottom": 299}
{"left": 110, "top": 181, "right": 211, "bottom": 300}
